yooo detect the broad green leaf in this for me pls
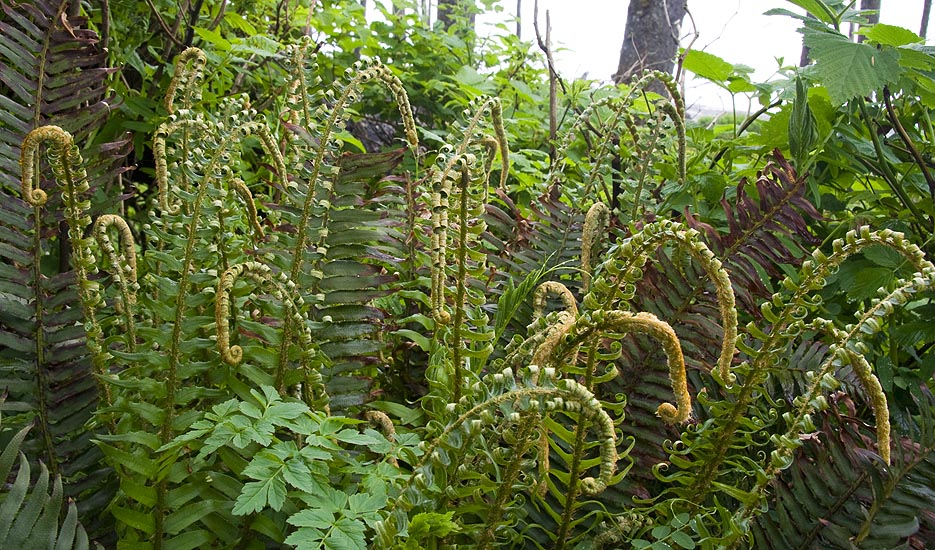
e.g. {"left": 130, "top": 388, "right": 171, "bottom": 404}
{"left": 786, "top": 0, "right": 836, "bottom": 25}
{"left": 193, "top": 27, "right": 231, "bottom": 51}
{"left": 223, "top": 11, "right": 258, "bottom": 34}
{"left": 325, "top": 517, "right": 366, "bottom": 550}
{"left": 863, "top": 23, "right": 921, "bottom": 47}
{"left": 803, "top": 27, "right": 902, "bottom": 104}
{"left": 682, "top": 50, "right": 733, "bottom": 83}
{"left": 288, "top": 508, "right": 334, "bottom": 530}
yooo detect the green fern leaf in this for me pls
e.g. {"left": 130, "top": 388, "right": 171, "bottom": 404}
{"left": 0, "top": 408, "right": 91, "bottom": 549}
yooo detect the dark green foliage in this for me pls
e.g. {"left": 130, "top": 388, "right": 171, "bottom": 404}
{"left": 0, "top": 400, "right": 91, "bottom": 549}
{"left": 754, "top": 387, "right": 935, "bottom": 549}
{"left": 0, "top": 0, "right": 124, "bottom": 534}
{"left": 3, "top": 0, "right": 935, "bottom": 548}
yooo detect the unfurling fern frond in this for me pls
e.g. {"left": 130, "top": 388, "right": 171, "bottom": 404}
{"left": 753, "top": 387, "right": 935, "bottom": 549}
{"left": 0, "top": 0, "right": 123, "bottom": 532}
{"left": 685, "top": 150, "right": 822, "bottom": 313}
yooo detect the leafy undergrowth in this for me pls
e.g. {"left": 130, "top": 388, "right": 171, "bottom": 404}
{"left": 2, "top": 1, "right": 935, "bottom": 549}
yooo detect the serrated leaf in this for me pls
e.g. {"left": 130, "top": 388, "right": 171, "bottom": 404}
{"left": 288, "top": 508, "right": 335, "bottom": 530}
{"left": 786, "top": 0, "right": 836, "bottom": 24}
{"left": 325, "top": 517, "right": 366, "bottom": 550}
{"left": 682, "top": 50, "right": 733, "bottom": 82}
{"left": 233, "top": 476, "right": 287, "bottom": 515}
{"left": 803, "top": 27, "right": 902, "bottom": 104}
{"left": 863, "top": 23, "right": 921, "bottom": 46}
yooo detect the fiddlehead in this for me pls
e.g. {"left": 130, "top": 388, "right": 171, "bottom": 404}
{"left": 164, "top": 47, "right": 207, "bottom": 114}
{"left": 93, "top": 214, "right": 139, "bottom": 350}
{"left": 20, "top": 126, "right": 108, "bottom": 383}
{"left": 586, "top": 220, "right": 737, "bottom": 382}
{"left": 581, "top": 202, "right": 610, "bottom": 292}
{"left": 214, "top": 261, "right": 329, "bottom": 411}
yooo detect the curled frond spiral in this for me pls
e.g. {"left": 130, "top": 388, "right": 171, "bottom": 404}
{"left": 93, "top": 214, "right": 139, "bottom": 346}
{"left": 215, "top": 264, "right": 247, "bottom": 366}
{"left": 154, "top": 115, "right": 211, "bottom": 214}
{"left": 533, "top": 281, "right": 578, "bottom": 320}
{"left": 93, "top": 214, "right": 138, "bottom": 296}
{"left": 565, "top": 310, "right": 690, "bottom": 424}
{"left": 530, "top": 281, "right": 580, "bottom": 371}
{"left": 164, "top": 47, "right": 207, "bottom": 114}
{"left": 586, "top": 220, "right": 737, "bottom": 382}
{"left": 215, "top": 262, "right": 330, "bottom": 411}
{"left": 19, "top": 125, "right": 79, "bottom": 207}
{"left": 19, "top": 126, "right": 109, "bottom": 394}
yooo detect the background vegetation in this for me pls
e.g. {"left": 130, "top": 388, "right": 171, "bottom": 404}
{"left": 0, "top": 0, "right": 934, "bottom": 548}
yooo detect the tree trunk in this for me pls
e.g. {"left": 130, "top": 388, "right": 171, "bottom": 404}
{"left": 858, "top": 0, "right": 881, "bottom": 42}
{"left": 437, "top": 0, "right": 476, "bottom": 29}
{"left": 921, "top": 0, "right": 931, "bottom": 37}
{"left": 613, "top": 0, "right": 687, "bottom": 84}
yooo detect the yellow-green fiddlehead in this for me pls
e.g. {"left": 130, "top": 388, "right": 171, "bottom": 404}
{"left": 164, "top": 47, "right": 207, "bottom": 114}
{"left": 93, "top": 214, "right": 139, "bottom": 350}
{"left": 215, "top": 261, "right": 329, "bottom": 412}
{"left": 586, "top": 220, "right": 737, "bottom": 383}
{"left": 20, "top": 126, "right": 109, "bottom": 389}
{"left": 581, "top": 202, "right": 610, "bottom": 292}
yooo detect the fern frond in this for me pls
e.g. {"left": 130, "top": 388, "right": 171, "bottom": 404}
{"left": 685, "top": 150, "right": 822, "bottom": 313}
{"left": 753, "top": 387, "right": 935, "bottom": 549}
{"left": 0, "top": 401, "right": 91, "bottom": 549}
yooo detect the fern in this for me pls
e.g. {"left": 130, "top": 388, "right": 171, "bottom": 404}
{"left": 0, "top": 397, "right": 91, "bottom": 549}
{"left": 684, "top": 150, "right": 822, "bottom": 314}
{"left": 753, "top": 386, "right": 935, "bottom": 549}
{"left": 0, "top": 1, "right": 122, "bottom": 530}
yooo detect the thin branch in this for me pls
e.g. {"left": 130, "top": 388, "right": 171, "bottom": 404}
{"left": 144, "top": 0, "right": 184, "bottom": 46}
{"left": 675, "top": 7, "right": 699, "bottom": 83}
{"left": 709, "top": 100, "right": 781, "bottom": 168}
{"left": 534, "top": 0, "right": 566, "bottom": 164}
{"left": 883, "top": 86, "right": 935, "bottom": 201}
{"left": 207, "top": 0, "right": 228, "bottom": 31}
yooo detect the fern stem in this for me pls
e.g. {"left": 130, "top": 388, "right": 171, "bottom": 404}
{"left": 20, "top": 126, "right": 113, "bottom": 470}
{"left": 690, "top": 228, "right": 933, "bottom": 505}
{"left": 93, "top": 214, "right": 139, "bottom": 352}
{"left": 450, "top": 163, "right": 472, "bottom": 402}
{"left": 30, "top": 200, "right": 59, "bottom": 480}
{"left": 629, "top": 115, "right": 664, "bottom": 221}
{"left": 554, "top": 345, "right": 600, "bottom": 549}
{"left": 476, "top": 415, "right": 538, "bottom": 550}
{"left": 279, "top": 62, "right": 417, "bottom": 393}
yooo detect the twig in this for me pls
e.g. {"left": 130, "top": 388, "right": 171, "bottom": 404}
{"left": 883, "top": 86, "right": 935, "bottom": 201}
{"left": 709, "top": 100, "right": 781, "bottom": 168}
{"left": 144, "top": 0, "right": 183, "bottom": 46}
{"left": 207, "top": 0, "right": 228, "bottom": 31}
{"left": 675, "top": 7, "right": 699, "bottom": 83}
{"left": 534, "top": 0, "right": 565, "bottom": 163}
